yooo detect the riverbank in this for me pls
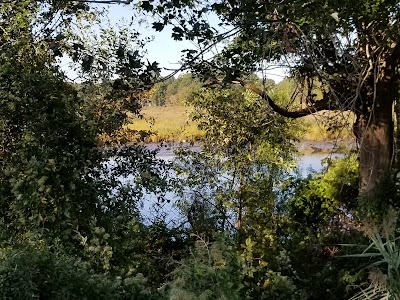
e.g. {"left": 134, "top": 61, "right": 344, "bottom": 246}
{"left": 144, "top": 139, "right": 355, "bottom": 157}
{"left": 297, "top": 139, "right": 356, "bottom": 154}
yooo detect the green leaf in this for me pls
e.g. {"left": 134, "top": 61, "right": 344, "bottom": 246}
{"left": 152, "top": 22, "right": 164, "bottom": 32}
{"left": 141, "top": 1, "right": 153, "bottom": 12}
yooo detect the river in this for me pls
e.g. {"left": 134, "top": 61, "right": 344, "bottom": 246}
{"left": 139, "top": 144, "right": 345, "bottom": 225}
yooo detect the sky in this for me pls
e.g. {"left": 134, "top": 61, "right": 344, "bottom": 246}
{"left": 85, "top": 3, "right": 200, "bottom": 75}
{"left": 64, "top": 3, "right": 286, "bottom": 83}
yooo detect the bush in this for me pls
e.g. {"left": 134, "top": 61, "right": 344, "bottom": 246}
{"left": 167, "top": 237, "right": 245, "bottom": 300}
{"left": 0, "top": 244, "right": 163, "bottom": 300}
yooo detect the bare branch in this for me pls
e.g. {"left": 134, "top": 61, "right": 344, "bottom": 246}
{"left": 157, "top": 27, "right": 242, "bottom": 83}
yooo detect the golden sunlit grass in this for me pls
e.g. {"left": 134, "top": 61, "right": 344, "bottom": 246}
{"left": 301, "top": 111, "right": 355, "bottom": 141}
{"left": 124, "top": 105, "right": 355, "bottom": 144}
{"left": 126, "top": 105, "right": 205, "bottom": 143}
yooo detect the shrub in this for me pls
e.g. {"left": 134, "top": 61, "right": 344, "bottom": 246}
{"left": 0, "top": 244, "right": 162, "bottom": 300}
{"left": 167, "top": 236, "right": 245, "bottom": 300}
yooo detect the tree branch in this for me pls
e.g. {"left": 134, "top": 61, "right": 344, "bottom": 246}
{"left": 232, "top": 79, "right": 333, "bottom": 119}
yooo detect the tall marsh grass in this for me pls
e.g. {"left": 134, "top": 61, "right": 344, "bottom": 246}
{"left": 126, "top": 105, "right": 205, "bottom": 143}
{"left": 301, "top": 111, "right": 355, "bottom": 141}
{"left": 123, "top": 105, "right": 354, "bottom": 144}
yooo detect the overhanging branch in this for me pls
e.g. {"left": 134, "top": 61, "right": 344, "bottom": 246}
{"left": 233, "top": 79, "right": 332, "bottom": 119}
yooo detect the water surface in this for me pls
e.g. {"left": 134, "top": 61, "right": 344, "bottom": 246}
{"left": 140, "top": 147, "right": 343, "bottom": 224}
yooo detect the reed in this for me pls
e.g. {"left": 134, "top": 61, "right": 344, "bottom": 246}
{"left": 126, "top": 105, "right": 205, "bottom": 143}
{"left": 300, "top": 111, "right": 355, "bottom": 141}
{"left": 125, "top": 105, "right": 354, "bottom": 143}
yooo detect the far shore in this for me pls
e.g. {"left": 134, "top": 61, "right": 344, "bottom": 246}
{"left": 142, "top": 139, "right": 356, "bottom": 157}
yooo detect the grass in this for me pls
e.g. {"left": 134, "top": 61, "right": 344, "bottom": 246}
{"left": 301, "top": 111, "right": 355, "bottom": 141}
{"left": 125, "top": 105, "right": 205, "bottom": 143}
{"left": 124, "top": 105, "right": 355, "bottom": 144}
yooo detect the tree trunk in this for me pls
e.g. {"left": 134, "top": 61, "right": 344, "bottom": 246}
{"left": 354, "top": 103, "right": 394, "bottom": 193}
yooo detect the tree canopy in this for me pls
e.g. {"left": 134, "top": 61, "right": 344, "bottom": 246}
{"left": 138, "top": 0, "right": 400, "bottom": 193}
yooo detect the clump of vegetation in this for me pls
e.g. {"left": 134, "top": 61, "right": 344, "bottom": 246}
{"left": 167, "top": 236, "right": 245, "bottom": 300}
{"left": 0, "top": 243, "right": 162, "bottom": 300}
{"left": 343, "top": 208, "right": 400, "bottom": 300}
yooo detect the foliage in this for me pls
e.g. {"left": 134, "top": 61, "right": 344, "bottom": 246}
{"left": 0, "top": 0, "right": 170, "bottom": 241}
{"left": 0, "top": 2, "right": 187, "bottom": 299}
{"left": 268, "top": 155, "right": 363, "bottom": 299}
{"left": 170, "top": 80, "right": 362, "bottom": 299}
{"left": 172, "top": 82, "right": 299, "bottom": 235}
{"left": 229, "top": 155, "right": 362, "bottom": 300}
{"left": 343, "top": 209, "right": 400, "bottom": 300}
{"left": 140, "top": 0, "right": 400, "bottom": 193}
{"left": 1, "top": 1, "right": 394, "bottom": 300}
{"left": 144, "top": 74, "right": 203, "bottom": 106}
{"left": 0, "top": 40, "right": 99, "bottom": 240}
{"left": 167, "top": 236, "right": 245, "bottom": 300}
{"left": 357, "top": 172, "right": 400, "bottom": 221}
{"left": 189, "top": 84, "right": 299, "bottom": 168}
{"left": 172, "top": 151, "right": 367, "bottom": 298}
{"left": 72, "top": 215, "right": 189, "bottom": 287}
{"left": 287, "top": 155, "right": 359, "bottom": 230}
{"left": 0, "top": 243, "right": 163, "bottom": 300}
{"left": 0, "top": 8, "right": 178, "bottom": 299}
{"left": 144, "top": 0, "right": 400, "bottom": 109}
{"left": 0, "top": 1, "right": 189, "bottom": 299}
{"left": 148, "top": 78, "right": 175, "bottom": 106}
{"left": 165, "top": 78, "right": 307, "bottom": 298}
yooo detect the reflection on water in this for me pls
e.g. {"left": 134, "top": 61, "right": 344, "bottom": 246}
{"left": 298, "top": 152, "right": 342, "bottom": 176}
{"left": 140, "top": 150, "right": 343, "bottom": 225}
{"left": 154, "top": 150, "right": 342, "bottom": 175}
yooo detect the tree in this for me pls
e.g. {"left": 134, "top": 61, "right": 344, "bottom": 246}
{"left": 0, "top": 0, "right": 169, "bottom": 245}
{"left": 147, "top": 74, "right": 203, "bottom": 106}
{"left": 170, "top": 85, "right": 305, "bottom": 298}
{"left": 139, "top": 0, "right": 400, "bottom": 193}
{"left": 173, "top": 83, "right": 298, "bottom": 229}
{"left": 171, "top": 85, "right": 367, "bottom": 299}
{"left": 148, "top": 79, "right": 173, "bottom": 106}
{"left": 0, "top": 3, "right": 190, "bottom": 296}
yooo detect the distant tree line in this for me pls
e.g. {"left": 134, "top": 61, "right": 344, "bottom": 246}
{"left": 144, "top": 73, "right": 276, "bottom": 106}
